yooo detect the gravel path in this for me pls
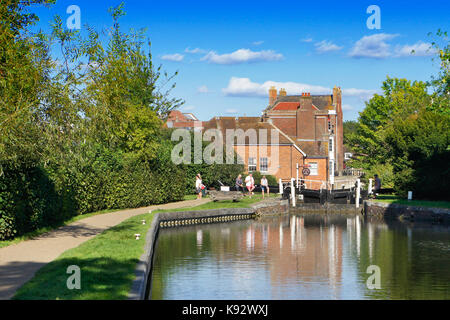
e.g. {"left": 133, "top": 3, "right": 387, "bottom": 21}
{"left": 0, "top": 198, "right": 210, "bottom": 300}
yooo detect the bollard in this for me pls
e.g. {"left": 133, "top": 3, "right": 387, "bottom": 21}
{"left": 368, "top": 179, "right": 373, "bottom": 195}
{"left": 279, "top": 178, "right": 283, "bottom": 195}
{"left": 356, "top": 179, "right": 361, "bottom": 209}
{"left": 290, "top": 178, "right": 296, "bottom": 207}
{"left": 408, "top": 191, "right": 413, "bottom": 200}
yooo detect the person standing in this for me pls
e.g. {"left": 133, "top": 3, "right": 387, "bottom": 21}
{"left": 261, "top": 175, "right": 270, "bottom": 199}
{"left": 235, "top": 174, "right": 244, "bottom": 192}
{"left": 373, "top": 174, "right": 381, "bottom": 199}
{"left": 196, "top": 174, "right": 203, "bottom": 200}
{"left": 245, "top": 173, "right": 255, "bottom": 198}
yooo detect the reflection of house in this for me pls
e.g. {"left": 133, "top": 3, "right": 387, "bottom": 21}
{"left": 244, "top": 216, "right": 343, "bottom": 297}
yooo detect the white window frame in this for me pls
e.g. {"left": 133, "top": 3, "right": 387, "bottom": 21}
{"left": 248, "top": 157, "right": 257, "bottom": 172}
{"left": 259, "top": 157, "right": 268, "bottom": 173}
{"left": 309, "top": 162, "right": 318, "bottom": 176}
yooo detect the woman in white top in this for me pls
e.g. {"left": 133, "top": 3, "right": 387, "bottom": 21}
{"left": 245, "top": 173, "right": 255, "bottom": 198}
{"left": 261, "top": 176, "right": 269, "bottom": 199}
{"left": 195, "top": 174, "right": 203, "bottom": 199}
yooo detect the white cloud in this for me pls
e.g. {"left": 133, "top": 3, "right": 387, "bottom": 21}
{"left": 197, "top": 85, "right": 210, "bottom": 93}
{"left": 394, "top": 41, "right": 435, "bottom": 57}
{"left": 201, "top": 49, "right": 283, "bottom": 65}
{"left": 225, "top": 109, "right": 239, "bottom": 114}
{"left": 161, "top": 53, "right": 184, "bottom": 62}
{"left": 185, "top": 47, "right": 207, "bottom": 54}
{"left": 342, "top": 88, "right": 377, "bottom": 100}
{"left": 349, "top": 34, "right": 436, "bottom": 59}
{"left": 252, "top": 41, "right": 264, "bottom": 46}
{"left": 342, "top": 104, "right": 354, "bottom": 111}
{"left": 349, "top": 33, "right": 399, "bottom": 59}
{"left": 223, "top": 77, "right": 331, "bottom": 97}
{"left": 301, "top": 38, "right": 313, "bottom": 43}
{"left": 222, "top": 77, "right": 377, "bottom": 101}
{"left": 314, "top": 40, "right": 343, "bottom": 53}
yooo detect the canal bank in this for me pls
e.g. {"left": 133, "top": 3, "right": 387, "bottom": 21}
{"left": 364, "top": 200, "right": 450, "bottom": 223}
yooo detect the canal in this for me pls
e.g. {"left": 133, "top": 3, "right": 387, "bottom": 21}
{"left": 149, "top": 214, "right": 450, "bottom": 300}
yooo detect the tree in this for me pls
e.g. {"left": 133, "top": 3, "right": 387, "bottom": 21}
{"left": 347, "top": 77, "right": 431, "bottom": 168}
{"left": 385, "top": 111, "right": 450, "bottom": 199}
{"left": 428, "top": 29, "right": 450, "bottom": 115}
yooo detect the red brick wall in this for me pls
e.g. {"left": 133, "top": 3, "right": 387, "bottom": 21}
{"left": 271, "top": 118, "right": 296, "bottom": 137}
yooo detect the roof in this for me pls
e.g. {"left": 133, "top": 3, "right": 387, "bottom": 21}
{"left": 202, "top": 117, "right": 298, "bottom": 147}
{"left": 266, "top": 94, "right": 334, "bottom": 112}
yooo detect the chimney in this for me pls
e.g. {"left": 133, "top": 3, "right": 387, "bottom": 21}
{"left": 279, "top": 88, "right": 287, "bottom": 97}
{"left": 269, "top": 86, "right": 277, "bottom": 105}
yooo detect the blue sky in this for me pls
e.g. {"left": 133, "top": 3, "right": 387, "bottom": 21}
{"left": 30, "top": 0, "right": 449, "bottom": 121}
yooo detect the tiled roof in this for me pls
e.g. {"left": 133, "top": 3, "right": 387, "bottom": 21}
{"left": 266, "top": 95, "right": 334, "bottom": 112}
{"left": 202, "top": 117, "right": 294, "bottom": 145}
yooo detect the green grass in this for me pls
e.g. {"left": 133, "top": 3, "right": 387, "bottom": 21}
{"left": 0, "top": 208, "right": 123, "bottom": 249}
{"left": 154, "top": 193, "right": 279, "bottom": 214}
{"left": 1, "top": 195, "right": 201, "bottom": 248}
{"left": 374, "top": 195, "right": 450, "bottom": 209}
{"left": 13, "top": 211, "right": 155, "bottom": 300}
{"left": 12, "top": 193, "right": 275, "bottom": 300}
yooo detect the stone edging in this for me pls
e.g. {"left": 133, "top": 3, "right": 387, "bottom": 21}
{"left": 364, "top": 200, "right": 450, "bottom": 222}
{"left": 128, "top": 200, "right": 288, "bottom": 300}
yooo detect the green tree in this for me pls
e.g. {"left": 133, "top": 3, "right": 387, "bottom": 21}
{"left": 385, "top": 111, "right": 450, "bottom": 199}
{"left": 347, "top": 77, "right": 431, "bottom": 168}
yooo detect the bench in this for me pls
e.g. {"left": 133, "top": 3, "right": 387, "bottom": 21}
{"left": 209, "top": 190, "right": 244, "bottom": 202}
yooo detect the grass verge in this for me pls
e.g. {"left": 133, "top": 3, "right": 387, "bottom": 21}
{"left": 373, "top": 195, "right": 450, "bottom": 209}
{"left": 154, "top": 193, "right": 279, "bottom": 214}
{"left": 12, "top": 194, "right": 275, "bottom": 299}
{"left": 1, "top": 196, "right": 198, "bottom": 248}
{"left": 13, "top": 211, "right": 155, "bottom": 300}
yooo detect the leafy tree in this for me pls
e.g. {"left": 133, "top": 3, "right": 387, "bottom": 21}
{"left": 385, "top": 111, "right": 450, "bottom": 199}
{"left": 428, "top": 29, "right": 450, "bottom": 115}
{"left": 347, "top": 77, "right": 431, "bottom": 168}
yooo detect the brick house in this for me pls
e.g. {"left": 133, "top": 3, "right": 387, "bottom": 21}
{"left": 202, "top": 87, "right": 344, "bottom": 188}
{"left": 166, "top": 86, "right": 344, "bottom": 189}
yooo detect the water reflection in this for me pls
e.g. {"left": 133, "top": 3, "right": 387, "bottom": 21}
{"left": 150, "top": 214, "right": 450, "bottom": 300}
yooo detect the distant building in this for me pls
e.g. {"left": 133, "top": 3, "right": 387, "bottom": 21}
{"left": 165, "top": 110, "right": 203, "bottom": 131}
{"left": 203, "top": 86, "right": 344, "bottom": 188}
{"left": 166, "top": 86, "right": 344, "bottom": 189}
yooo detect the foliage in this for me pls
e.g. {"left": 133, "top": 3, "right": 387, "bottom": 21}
{"left": 0, "top": 2, "right": 185, "bottom": 240}
{"left": 249, "top": 171, "right": 278, "bottom": 186}
{"left": 428, "top": 29, "right": 450, "bottom": 116}
{"left": 385, "top": 111, "right": 450, "bottom": 199}
{"left": 346, "top": 77, "right": 431, "bottom": 167}
{"left": 173, "top": 129, "right": 245, "bottom": 193}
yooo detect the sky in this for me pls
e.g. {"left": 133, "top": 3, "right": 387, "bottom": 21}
{"left": 29, "top": 0, "right": 450, "bottom": 121}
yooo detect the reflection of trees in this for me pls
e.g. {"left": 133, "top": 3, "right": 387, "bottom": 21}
{"left": 355, "top": 219, "right": 450, "bottom": 299}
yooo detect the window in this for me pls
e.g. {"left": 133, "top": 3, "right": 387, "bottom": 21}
{"left": 309, "top": 162, "right": 318, "bottom": 176}
{"left": 248, "top": 157, "right": 257, "bottom": 172}
{"left": 260, "top": 157, "right": 268, "bottom": 173}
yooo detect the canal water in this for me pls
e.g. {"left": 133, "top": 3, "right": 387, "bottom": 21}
{"left": 149, "top": 214, "right": 450, "bottom": 300}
